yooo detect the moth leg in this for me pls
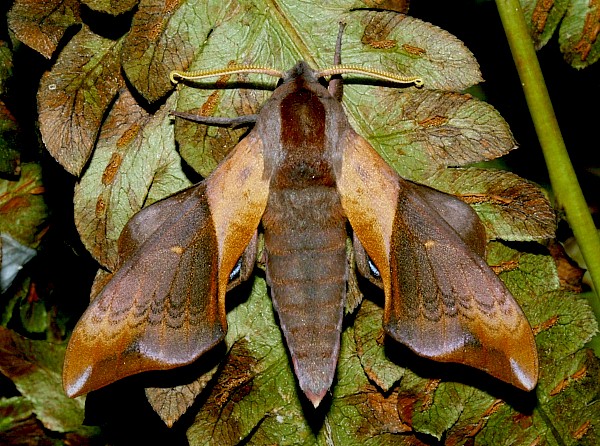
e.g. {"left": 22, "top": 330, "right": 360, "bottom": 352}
{"left": 171, "top": 111, "right": 258, "bottom": 128}
{"left": 345, "top": 236, "right": 364, "bottom": 314}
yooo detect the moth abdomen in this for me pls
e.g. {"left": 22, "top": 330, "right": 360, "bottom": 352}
{"left": 262, "top": 185, "right": 347, "bottom": 406}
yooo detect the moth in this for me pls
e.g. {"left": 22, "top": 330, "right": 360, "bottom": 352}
{"left": 63, "top": 27, "right": 538, "bottom": 408}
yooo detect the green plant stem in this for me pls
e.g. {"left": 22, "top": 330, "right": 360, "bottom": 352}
{"left": 495, "top": 0, "right": 600, "bottom": 346}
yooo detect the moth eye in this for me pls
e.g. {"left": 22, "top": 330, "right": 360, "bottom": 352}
{"left": 368, "top": 258, "right": 381, "bottom": 278}
{"left": 229, "top": 257, "right": 243, "bottom": 282}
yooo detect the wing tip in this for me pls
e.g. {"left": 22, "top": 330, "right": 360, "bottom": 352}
{"left": 63, "top": 363, "right": 93, "bottom": 398}
{"left": 509, "top": 356, "right": 538, "bottom": 392}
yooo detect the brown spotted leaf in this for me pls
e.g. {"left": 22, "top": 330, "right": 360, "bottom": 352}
{"left": 38, "top": 26, "right": 124, "bottom": 176}
{"left": 74, "top": 89, "right": 190, "bottom": 269}
{"left": 412, "top": 382, "right": 499, "bottom": 441}
{"left": 121, "top": 0, "right": 219, "bottom": 103}
{"left": 534, "top": 349, "right": 600, "bottom": 446}
{"left": 352, "top": 90, "right": 516, "bottom": 179}
{"left": 7, "top": 0, "right": 81, "bottom": 59}
{"left": 519, "top": 0, "right": 570, "bottom": 49}
{"left": 351, "top": 11, "right": 482, "bottom": 90}
{"left": 427, "top": 167, "right": 556, "bottom": 241}
{"left": 519, "top": 0, "right": 599, "bottom": 68}
{"left": 559, "top": 0, "right": 600, "bottom": 68}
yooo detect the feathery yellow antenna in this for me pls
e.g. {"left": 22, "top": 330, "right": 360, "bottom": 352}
{"left": 170, "top": 65, "right": 285, "bottom": 84}
{"left": 317, "top": 64, "right": 423, "bottom": 87}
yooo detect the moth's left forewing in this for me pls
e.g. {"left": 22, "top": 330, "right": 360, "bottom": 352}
{"left": 337, "top": 130, "right": 538, "bottom": 391}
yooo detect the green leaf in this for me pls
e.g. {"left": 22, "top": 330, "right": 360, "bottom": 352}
{"left": 0, "top": 163, "right": 47, "bottom": 249}
{"left": 74, "top": 90, "right": 191, "bottom": 269}
{"left": 0, "top": 101, "right": 20, "bottom": 178}
{"left": 487, "top": 242, "right": 561, "bottom": 301}
{"left": 0, "top": 327, "right": 97, "bottom": 436}
{"left": 354, "top": 299, "right": 405, "bottom": 392}
{"left": 429, "top": 168, "right": 556, "bottom": 241}
{"left": 18, "top": 290, "right": 48, "bottom": 334}
{"left": 0, "top": 396, "right": 34, "bottom": 433}
{"left": 0, "top": 41, "right": 13, "bottom": 94}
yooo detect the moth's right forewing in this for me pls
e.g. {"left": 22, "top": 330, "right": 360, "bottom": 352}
{"left": 64, "top": 185, "right": 222, "bottom": 397}
{"left": 387, "top": 186, "right": 538, "bottom": 391}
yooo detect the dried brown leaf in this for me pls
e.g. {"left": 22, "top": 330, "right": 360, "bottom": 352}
{"left": 145, "top": 364, "right": 219, "bottom": 427}
{"left": 547, "top": 240, "right": 586, "bottom": 292}
{"left": 7, "top": 0, "right": 81, "bottom": 59}
{"left": 82, "top": 0, "right": 139, "bottom": 15}
{"left": 38, "top": 26, "right": 124, "bottom": 176}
